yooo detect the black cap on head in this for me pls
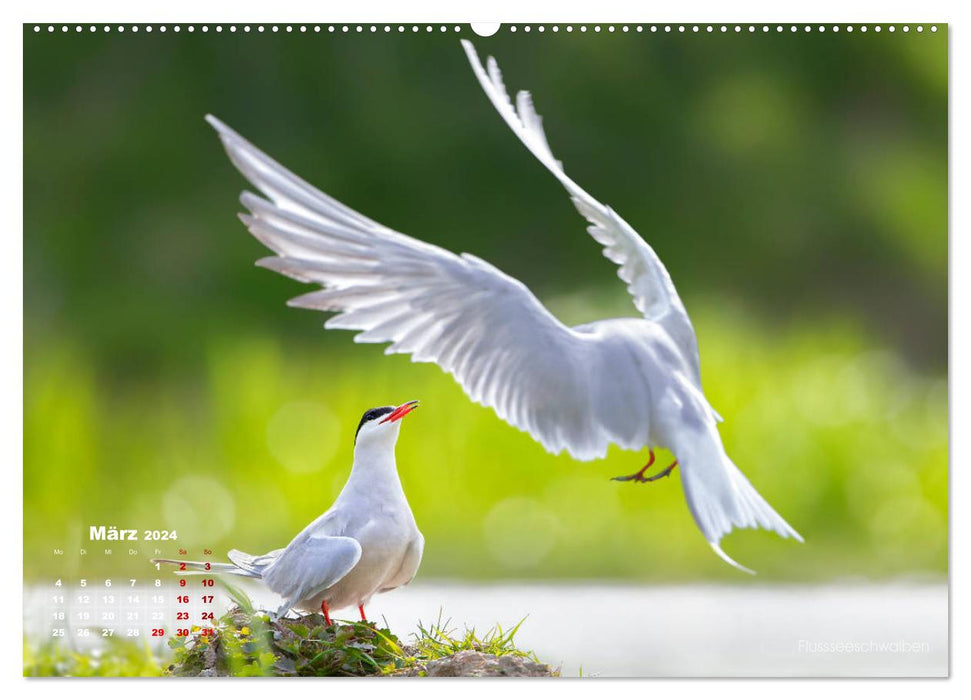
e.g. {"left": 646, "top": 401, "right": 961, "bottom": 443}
{"left": 354, "top": 406, "right": 395, "bottom": 443}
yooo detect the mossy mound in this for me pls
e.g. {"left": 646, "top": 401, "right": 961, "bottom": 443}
{"left": 166, "top": 600, "right": 553, "bottom": 677}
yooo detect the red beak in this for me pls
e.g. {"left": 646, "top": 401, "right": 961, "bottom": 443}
{"left": 380, "top": 400, "right": 420, "bottom": 424}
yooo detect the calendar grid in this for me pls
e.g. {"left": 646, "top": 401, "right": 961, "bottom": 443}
{"left": 28, "top": 544, "right": 241, "bottom": 652}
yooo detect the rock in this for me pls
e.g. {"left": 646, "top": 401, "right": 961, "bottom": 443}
{"left": 408, "top": 650, "right": 553, "bottom": 677}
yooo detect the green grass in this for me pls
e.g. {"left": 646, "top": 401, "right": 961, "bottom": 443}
{"left": 25, "top": 584, "right": 544, "bottom": 677}
{"left": 23, "top": 638, "right": 166, "bottom": 677}
{"left": 24, "top": 299, "right": 947, "bottom": 583}
{"left": 408, "top": 615, "right": 533, "bottom": 663}
{"left": 167, "top": 597, "right": 542, "bottom": 677}
{"left": 165, "top": 610, "right": 541, "bottom": 677}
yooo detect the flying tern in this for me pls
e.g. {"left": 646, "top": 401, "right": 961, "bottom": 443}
{"left": 154, "top": 401, "right": 423, "bottom": 622}
{"left": 205, "top": 40, "right": 802, "bottom": 573}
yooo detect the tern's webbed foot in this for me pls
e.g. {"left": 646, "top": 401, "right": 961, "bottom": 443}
{"left": 611, "top": 472, "right": 647, "bottom": 483}
{"left": 611, "top": 451, "right": 678, "bottom": 484}
{"left": 643, "top": 461, "right": 678, "bottom": 481}
{"left": 611, "top": 449, "right": 656, "bottom": 483}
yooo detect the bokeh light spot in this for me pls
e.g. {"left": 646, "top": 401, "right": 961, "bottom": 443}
{"left": 162, "top": 475, "right": 236, "bottom": 545}
{"left": 267, "top": 401, "right": 342, "bottom": 474}
{"left": 483, "top": 497, "right": 560, "bottom": 570}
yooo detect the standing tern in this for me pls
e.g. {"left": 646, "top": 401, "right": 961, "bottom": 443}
{"left": 154, "top": 401, "right": 423, "bottom": 622}
{"left": 205, "top": 40, "right": 802, "bottom": 573}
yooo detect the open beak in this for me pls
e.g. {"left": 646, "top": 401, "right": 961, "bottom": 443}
{"left": 380, "top": 400, "right": 420, "bottom": 424}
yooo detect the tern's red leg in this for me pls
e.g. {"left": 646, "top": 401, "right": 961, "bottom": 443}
{"left": 611, "top": 450, "right": 656, "bottom": 483}
{"left": 321, "top": 601, "right": 332, "bottom": 626}
{"left": 359, "top": 605, "right": 367, "bottom": 621}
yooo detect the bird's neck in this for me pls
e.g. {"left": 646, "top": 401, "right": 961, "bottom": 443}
{"left": 344, "top": 440, "right": 405, "bottom": 499}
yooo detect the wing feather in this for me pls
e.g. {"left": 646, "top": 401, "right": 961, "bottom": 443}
{"left": 262, "top": 534, "right": 362, "bottom": 609}
{"left": 208, "top": 114, "right": 654, "bottom": 459}
{"left": 460, "top": 40, "right": 702, "bottom": 384}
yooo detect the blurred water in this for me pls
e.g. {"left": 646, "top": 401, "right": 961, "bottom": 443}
{"left": 25, "top": 580, "right": 946, "bottom": 677}
{"left": 375, "top": 581, "right": 948, "bottom": 677}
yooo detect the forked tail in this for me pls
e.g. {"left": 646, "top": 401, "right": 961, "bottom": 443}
{"left": 675, "top": 424, "right": 803, "bottom": 574}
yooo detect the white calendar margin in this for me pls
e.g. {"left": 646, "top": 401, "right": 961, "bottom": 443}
{"left": 2, "top": 0, "right": 962, "bottom": 697}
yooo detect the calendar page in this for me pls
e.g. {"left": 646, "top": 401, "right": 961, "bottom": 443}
{"left": 25, "top": 540, "right": 225, "bottom": 650}
{"left": 22, "top": 18, "right": 949, "bottom": 679}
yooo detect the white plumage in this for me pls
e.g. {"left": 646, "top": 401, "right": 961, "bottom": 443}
{"left": 205, "top": 40, "right": 802, "bottom": 573}
{"left": 155, "top": 402, "right": 423, "bottom": 618}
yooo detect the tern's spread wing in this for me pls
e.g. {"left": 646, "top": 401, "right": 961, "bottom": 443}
{"left": 208, "top": 116, "right": 656, "bottom": 460}
{"left": 262, "top": 533, "right": 362, "bottom": 608}
{"left": 461, "top": 40, "right": 701, "bottom": 381}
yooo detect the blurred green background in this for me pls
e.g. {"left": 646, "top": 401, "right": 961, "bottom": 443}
{"left": 24, "top": 25, "right": 947, "bottom": 582}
